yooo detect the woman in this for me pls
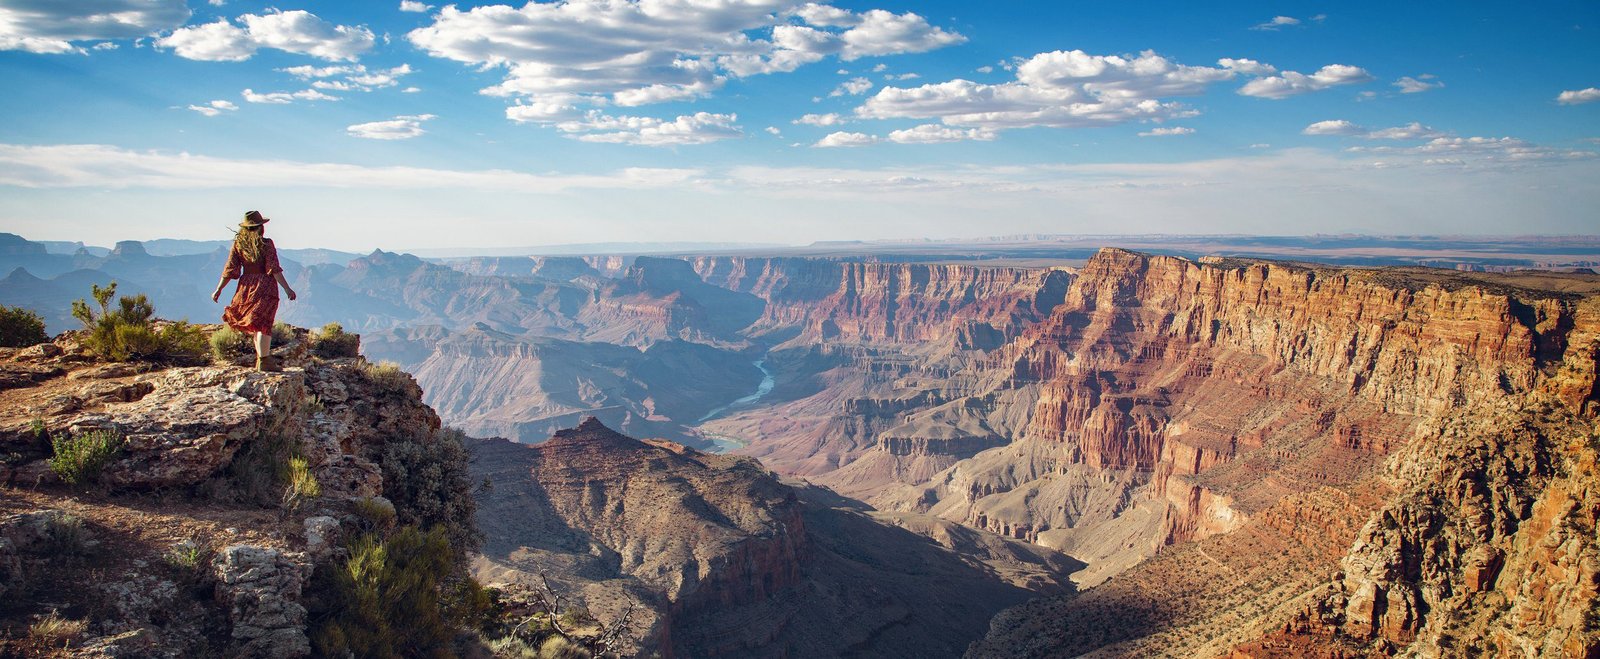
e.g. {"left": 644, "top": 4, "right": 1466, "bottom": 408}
{"left": 211, "top": 210, "right": 297, "bottom": 371}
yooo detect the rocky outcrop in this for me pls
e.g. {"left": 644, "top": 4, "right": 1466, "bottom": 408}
{"left": 0, "top": 326, "right": 460, "bottom": 657}
{"left": 212, "top": 545, "right": 311, "bottom": 658}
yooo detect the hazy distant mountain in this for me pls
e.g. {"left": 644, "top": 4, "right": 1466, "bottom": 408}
{"left": 406, "top": 241, "right": 789, "bottom": 258}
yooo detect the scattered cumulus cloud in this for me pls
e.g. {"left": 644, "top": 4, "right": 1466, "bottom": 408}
{"left": 1394, "top": 75, "right": 1443, "bottom": 94}
{"left": 242, "top": 88, "right": 340, "bottom": 104}
{"left": 1251, "top": 16, "right": 1300, "bottom": 31}
{"left": 794, "top": 113, "right": 845, "bottom": 126}
{"left": 156, "top": 10, "right": 374, "bottom": 62}
{"left": 1348, "top": 136, "right": 1597, "bottom": 165}
{"left": 1238, "top": 64, "right": 1372, "bottom": 99}
{"left": 976, "top": 65, "right": 993, "bottom": 73}
{"left": 187, "top": 100, "right": 238, "bottom": 117}
{"left": 1138, "top": 126, "right": 1194, "bottom": 137}
{"left": 1303, "top": 120, "right": 1446, "bottom": 140}
{"left": 1557, "top": 88, "right": 1600, "bottom": 105}
{"left": 517, "top": 111, "right": 743, "bottom": 146}
{"left": 764, "top": 126, "right": 781, "bottom": 136}
{"left": 856, "top": 49, "right": 1296, "bottom": 134}
{"left": 404, "top": 0, "right": 963, "bottom": 135}
{"left": 347, "top": 114, "right": 436, "bottom": 140}
{"left": 814, "top": 131, "right": 880, "bottom": 147}
{"left": 887, "top": 124, "right": 997, "bottom": 143}
{"left": 0, "top": 0, "right": 190, "bottom": 54}
{"left": 399, "top": 1, "right": 434, "bottom": 13}
{"left": 830, "top": 77, "right": 874, "bottom": 97}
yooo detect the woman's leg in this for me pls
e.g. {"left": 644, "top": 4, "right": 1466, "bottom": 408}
{"left": 254, "top": 330, "right": 270, "bottom": 361}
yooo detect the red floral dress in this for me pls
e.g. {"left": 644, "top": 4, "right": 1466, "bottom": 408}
{"left": 221, "top": 239, "right": 282, "bottom": 334}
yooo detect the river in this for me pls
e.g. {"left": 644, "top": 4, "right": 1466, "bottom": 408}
{"left": 694, "top": 357, "right": 775, "bottom": 452}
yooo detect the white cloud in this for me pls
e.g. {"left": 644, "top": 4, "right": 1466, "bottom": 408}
{"left": 0, "top": 142, "right": 703, "bottom": 192}
{"left": 91, "top": 42, "right": 118, "bottom": 51}
{"left": 153, "top": 19, "right": 253, "bottom": 61}
{"left": 1138, "top": 126, "right": 1194, "bottom": 137}
{"left": 1557, "top": 88, "right": 1600, "bottom": 105}
{"left": 405, "top": 1, "right": 962, "bottom": 126}
{"left": 976, "top": 65, "right": 993, "bottom": 74}
{"left": 887, "top": 72, "right": 919, "bottom": 81}
{"left": 764, "top": 126, "right": 781, "bottom": 136}
{"left": 279, "top": 64, "right": 355, "bottom": 79}
{"left": 794, "top": 113, "right": 844, "bottom": 126}
{"left": 887, "top": 124, "right": 997, "bottom": 143}
{"left": 814, "top": 131, "right": 880, "bottom": 147}
{"left": 1348, "top": 136, "right": 1598, "bottom": 164}
{"left": 830, "top": 77, "right": 874, "bottom": 96}
{"left": 0, "top": 0, "right": 189, "bottom": 54}
{"left": 399, "top": 1, "right": 434, "bottom": 13}
{"left": 402, "top": 86, "right": 421, "bottom": 93}
{"left": 1303, "top": 120, "right": 1446, "bottom": 140}
{"left": 857, "top": 49, "right": 1261, "bottom": 132}
{"left": 1238, "top": 64, "right": 1372, "bottom": 99}
{"left": 1251, "top": 16, "right": 1300, "bottom": 31}
{"left": 187, "top": 100, "right": 238, "bottom": 117}
{"left": 554, "top": 111, "right": 743, "bottom": 146}
{"left": 157, "top": 10, "right": 374, "bottom": 62}
{"left": 242, "top": 88, "right": 340, "bottom": 104}
{"left": 209, "top": 0, "right": 225, "bottom": 5}
{"left": 1394, "top": 75, "right": 1443, "bottom": 94}
{"left": 347, "top": 114, "right": 436, "bottom": 140}
{"left": 1218, "top": 58, "right": 1276, "bottom": 76}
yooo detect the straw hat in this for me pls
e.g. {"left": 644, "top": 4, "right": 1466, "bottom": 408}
{"left": 240, "top": 210, "right": 271, "bottom": 227}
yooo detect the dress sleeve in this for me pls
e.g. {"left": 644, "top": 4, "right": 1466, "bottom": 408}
{"left": 263, "top": 239, "right": 282, "bottom": 276}
{"left": 221, "top": 245, "right": 242, "bottom": 280}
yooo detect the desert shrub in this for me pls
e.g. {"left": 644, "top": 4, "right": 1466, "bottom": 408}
{"left": 28, "top": 611, "right": 88, "bottom": 648}
{"left": 272, "top": 321, "right": 295, "bottom": 346}
{"left": 281, "top": 456, "right": 321, "bottom": 511}
{"left": 71, "top": 282, "right": 206, "bottom": 363}
{"left": 42, "top": 513, "right": 93, "bottom": 556}
{"left": 312, "top": 322, "right": 361, "bottom": 358}
{"left": 381, "top": 427, "right": 483, "bottom": 554}
{"left": 210, "top": 326, "right": 252, "bottom": 362}
{"left": 362, "top": 360, "right": 413, "bottom": 394}
{"left": 310, "top": 525, "right": 489, "bottom": 657}
{"left": 165, "top": 540, "right": 206, "bottom": 571}
{"left": 48, "top": 429, "right": 123, "bottom": 486}
{"left": 0, "top": 304, "right": 48, "bottom": 348}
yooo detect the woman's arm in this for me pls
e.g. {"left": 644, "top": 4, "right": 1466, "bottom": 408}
{"left": 211, "top": 276, "right": 230, "bottom": 303}
{"left": 274, "top": 272, "right": 297, "bottom": 301}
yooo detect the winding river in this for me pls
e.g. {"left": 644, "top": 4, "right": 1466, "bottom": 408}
{"left": 695, "top": 357, "right": 776, "bottom": 453}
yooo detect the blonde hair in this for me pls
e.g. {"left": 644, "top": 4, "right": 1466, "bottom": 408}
{"left": 233, "top": 225, "right": 265, "bottom": 263}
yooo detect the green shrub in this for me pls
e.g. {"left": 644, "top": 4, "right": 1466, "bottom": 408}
{"left": 48, "top": 429, "right": 123, "bottom": 486}
{"left": 71, "top": 282, "right": 206, "bottom": 363}
{"left": 362, "top": 361, "right": 412, "bottom": 394}
{"left": 272, "top": 322, "right": 295, "bottom": 346}
{"left": 281, "top": 456, "right": 321, "bottom": 511}
{"left": 210, "top": 326, "right": 252, "bottom": 362}
{"left": 312, "top": 322, "right": 361, "bottom": 358}
{"left": 28, "top": 611, "right": 88, "bottom": 648}
{"left": 381, "top": 427, "right": 483, "bottom": 555}
{"left": 0, "top": 305, "right": 48, "bottom": 348}
{"left": 311, "top": 526, "right": 481, "bottom": 657}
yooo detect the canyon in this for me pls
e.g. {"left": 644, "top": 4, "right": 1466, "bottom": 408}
{"left": 1, "top": 231, "right": 1597, "bottom": 657}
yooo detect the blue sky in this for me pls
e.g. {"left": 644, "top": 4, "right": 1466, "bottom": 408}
{"left": 0, "top": 0, "right": 1596, "bottom": 251}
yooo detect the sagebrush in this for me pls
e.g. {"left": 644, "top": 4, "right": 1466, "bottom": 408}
{"left": 48, "top": 429, "right": 123, "bottom": 486}
{"left": 71, "top": 282, "right": 206, "bottom": 362}
{"left": 312, "top": 322, "right": 361, "bottom": 358}
{"left": 380, "top": 427, "right": 483, "bottom": 555}
{"left": 0, "top": 304, "right": 48, "bottom": 348}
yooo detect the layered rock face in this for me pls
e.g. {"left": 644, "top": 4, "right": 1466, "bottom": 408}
{"left": 473, "top": 418, "right": 1079, "bottom": 658}
{"left": 0, "top": 327, "right": 457, "bottom": 657}
{"left": 691, "top": 256, "right": 1071, "bottom": 345}
{"left": 955, "top": 252, "right": 1600, "bottom": 656}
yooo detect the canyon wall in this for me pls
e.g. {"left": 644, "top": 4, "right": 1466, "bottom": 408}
{"left": 958, "top": 251, "right": 1600, "bottom": 656}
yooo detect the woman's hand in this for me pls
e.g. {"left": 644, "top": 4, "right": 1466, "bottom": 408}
{"left": 212, "top": 288, "right": 222, "bottom": 303}
{"left": 286, "top": 288, "right": 297, "bottom": 301}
